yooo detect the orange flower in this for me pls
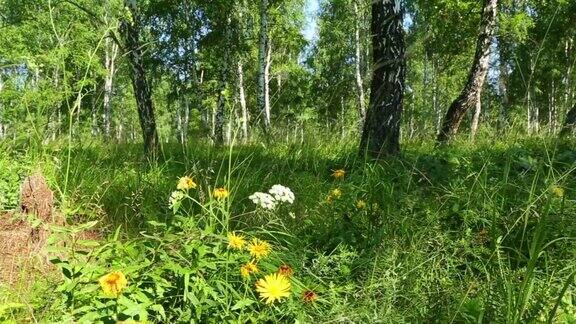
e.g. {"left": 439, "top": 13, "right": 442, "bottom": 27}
{"left": 99, "top": 271, "right": 128, "bottom": 297}
{"left": 331, "top": 169, "right": 346, "bottom": 179}
{"left": 278, "top": 264, "right": 293, "bottom": 278}
{"left": 302, "top": 290, "right": 318, "bottom": 303}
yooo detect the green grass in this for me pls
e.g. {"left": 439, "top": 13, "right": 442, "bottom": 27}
{"left": 1, "top": 133, "right": 576, "bottom": 322}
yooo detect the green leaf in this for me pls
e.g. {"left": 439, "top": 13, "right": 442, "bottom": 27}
{"left": 231, "top": 298, "right": 255, "bottom": 311}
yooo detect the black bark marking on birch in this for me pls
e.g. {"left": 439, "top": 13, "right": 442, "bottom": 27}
{"left": 437, "top": 0, "right": 498, "bottom": 144}
{"left": 121, "top": 0, "right": 159, "bottom": 156}
{"left": 359, "top": 0, "right": 405, "bottom": 158}
{"left": 560, "top": 104, "right": 576, "bottom": 137}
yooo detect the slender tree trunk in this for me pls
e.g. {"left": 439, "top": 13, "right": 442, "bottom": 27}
{"left": 353, "top": 0, "right": 366, "bottom": 127}
{"left": 215, "top": 17, "right": 232, "bottom": 145}
{"left": 433, "top": 60, "right": 441, "bottom": 134}
{"left": 359, "top": 0, "right": 405, "bottom": 157}
{"left": 437, "top": 0, "right": 498, "bottom": 144}
{"left": 409, "top": 90, "right": 416, "bottom": 138}
{"left": 121, "top": 0, "right": 159, "bottom": 156}
{"left": 258, "top": 0, "right": 271, "bottom": 130}
{"left": 549, "top": 80, "right": 557, "bottom": 133}
{"left": 498, "top": 35, "right": 509, "bottom": 129}
{"left": 237, "top": 61, "right": 249, "bottom": 141}
{"left": 103, "top": 36, "right": 118, "bottom": 140}
{"left": 197, "top": 69, "right": 211, "bottom": 135}
{"left": 560, "top": 104, "right": 576, "bottom": 136}
{"left": 564, "top": 38, "right": 574, "bottom": 118}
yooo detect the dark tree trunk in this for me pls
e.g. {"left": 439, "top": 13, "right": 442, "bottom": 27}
{"left": 437, "top": 0, "right": 498, "bottom": 144}
{"left": 497, "top": 34, "right": 509, "bottom": 130}
{"left": 560, "top": 104, "right": 576, "bottom": 137}
{"left": 121, "top": 0, "right": 159, "bottom": 155}
{"left": 359, "top": 0, "right": 405, "bottom": 158}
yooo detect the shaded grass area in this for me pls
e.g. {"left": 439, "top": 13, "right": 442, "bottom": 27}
{"left": 1, "top": 135, "right": 576, "bottom": 321}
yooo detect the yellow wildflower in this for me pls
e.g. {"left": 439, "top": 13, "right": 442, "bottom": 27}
{"left": 331, "top": 169, "right": 346, "bottom": 179}
{"left": 551, "top": 186, "right": 565, "bottom": 198}
{"left": 240, "top": 261, "right": 259, "bottom": 278}
{"left": 177, "top": 176, "right": 197, "bottom": 190}
{"left": 99, "top": 271, "right": 128, "bottom": 297}
{"left": 240, "top": 265, "right": 251, "bottom": 278}
{"left": 213, "top": 187, "right": 229, "bottom": 199}
{"left": 248, "top": 238, "right": 272, "bottom": 259}
{"left": 227, "top": 232, "right": 246, "bottom": 250}
{"left": 330, "top": 188, "right": 342, "bottom": 198}
{"left": 356, "top": 199, "right": 366, "bottom": 209}
{"left": 255, "top": 273, "right": 291, "bottom": 304}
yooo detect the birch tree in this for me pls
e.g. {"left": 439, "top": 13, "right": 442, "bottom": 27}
{"left": 258, "top": 0, "right": 271, "bottom": 130}
{"left": 121, "top": 0, "right": 159, "bottom": 155}
{"left": 437, "top": 0, "right": 498, "bottom": 143}
{"left": 359, "top": 0, "right": 405, "bottom": 157}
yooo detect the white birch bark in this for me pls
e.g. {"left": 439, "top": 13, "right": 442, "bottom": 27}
{"left": 354, "top": 0, "right": 366, "bottom": 128}
{"left": 258, "top": 0, "right": 271, "bottom": 129}
{"left": 103, "top": 36, "right": 118, "bottom": 139}
{"left": 237, "top": 61, "right": 249, "bottom": 141}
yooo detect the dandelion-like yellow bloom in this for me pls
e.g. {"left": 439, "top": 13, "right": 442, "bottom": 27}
{"left": 356, "top": 199, "right": 366, "bottom": 209}
{"left": 255, "top": 273, "right": 291, "bottom": 304}
{"left": 278, "top": 264, "right": 293, "bottom": 278}
{"left": 551, "top": 186, "right": 565, "bottom": 198}
{"left": 213, "top": 187, "right": 229, "bottom": 199}
{"left": 331, "top": 169, "right": 346, "bottom": 179}
{"left": 330, "top": 188, "right": 342, "bottom": 198}
{"left": 240, "top": 265, "right": 251, "bottom": 278}
{"left": 240, "top": 261, "right": 259, "bottom": 278}
{"left": 302, "top": 290, "right": 318, "bottom": 303}
{"left": 177, "top": 176, "right": 197, "bottom": 190}
{"left": 227, "top": 232, "right": 246, "bottom": 250}
{"left": 248, "top": 238, "right": 271, "bottom": 259}
{"left": 99, "top": 271, "right": 128, "bottom": 297}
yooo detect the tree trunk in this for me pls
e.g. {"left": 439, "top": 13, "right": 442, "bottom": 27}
{"left": 437, "top": 0, "right": 498, "bottom": 144}
{"left": 121, "top": 0, "right": 159, "bottom": 156}
{"left": 103, "top": 35, "right": 118, "bottom": 140}
{"left": 560, "top": 104, "right": 576, "bottom": 136}
{"left": 549, "top": 80, "right": 557, "bottom": 133}
{"left": 433, "top": 59, "right": 441, "bottom": 135}
{"left": 359, "top": 0, "right": 406, "bottom": 158}
{"left": 353, "top": 0, "right": 366, "bottom": 127}
{"left": 215, "top": 17, "right": 232, "bottom": 146}
{"left": 237, "top": 61, "right": 249, "bottom": 142}
{"left": 498, "top": 34, "right": 509, "bottom": 129}
{"left": 564, "top": 38, "right": 574, "bottom": 119}
{"left": 470, "top": 98, "right": 481, "bottom": 140}
{"left": 258, "top": 0, "right": 271, "bottom": 130}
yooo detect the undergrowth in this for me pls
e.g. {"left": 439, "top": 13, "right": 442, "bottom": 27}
{"left": 1, "top": 134, "right": 576, "bottom": 322}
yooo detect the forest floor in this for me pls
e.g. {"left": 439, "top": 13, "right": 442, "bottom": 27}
{"left": 1, "top": 134, "right": 576, "bottom": 322}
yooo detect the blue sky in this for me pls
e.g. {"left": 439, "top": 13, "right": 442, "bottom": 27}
{"left": 303, "top": 0, "right": 320, "bottom": 42}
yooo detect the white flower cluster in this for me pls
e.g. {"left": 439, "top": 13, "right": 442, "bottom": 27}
{"left": 169, "top": 190, "right": 185, "bottom": 209}
{"left": 248, "top": 192, "right": 277, "bottom": 210}
{"left": 249, "top": 184, "right": 295, "bottom": 210}
{"left": 268, "top": 184, "right": 295, "bottom": 204}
